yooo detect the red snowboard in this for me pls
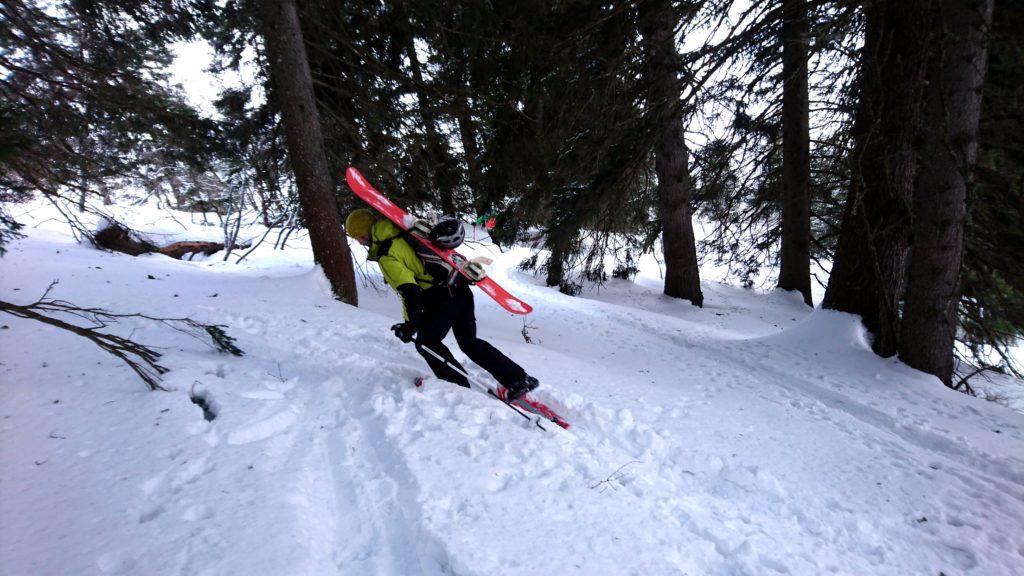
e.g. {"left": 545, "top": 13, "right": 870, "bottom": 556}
{"left": 345, "top": 167, "right": 532, "bottom": 315}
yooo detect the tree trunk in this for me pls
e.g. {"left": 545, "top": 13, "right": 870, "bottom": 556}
{"left": 778, "top": 0, "right": 813, "bottom": 306}
{"left": 656, "top": 120, "right": 703, "bottom": 306}
{"left": 899, "top": 0, "right": 994, "bottom": 385}
{"left": 257, "top": 0, "right": 358, "bottom": 305}
{"left": 821, "top": 0, "right": 934, "bottom": 356}
{"left": 643, "top": 0, "right": 703, "bottom": 307}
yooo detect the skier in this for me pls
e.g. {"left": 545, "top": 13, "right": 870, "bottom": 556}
{"left": 345, "top": 209, "right": 540, "bottom": 400}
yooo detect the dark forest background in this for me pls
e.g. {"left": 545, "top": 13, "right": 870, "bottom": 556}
{"left": 2, "top": 0, "right": 1021, "bottom": 392}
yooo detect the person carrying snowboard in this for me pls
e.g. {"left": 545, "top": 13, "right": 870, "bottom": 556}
{"left": 345, "top": 209, "right": 540, "bottom": 400}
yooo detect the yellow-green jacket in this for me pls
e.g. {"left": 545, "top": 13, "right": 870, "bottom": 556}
{"left": 368, "top": 220, "right": 435, "bottom": 320}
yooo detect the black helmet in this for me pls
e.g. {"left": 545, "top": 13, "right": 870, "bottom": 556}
{"left": 429, "top": 216, "right": 465, "bottom": 248}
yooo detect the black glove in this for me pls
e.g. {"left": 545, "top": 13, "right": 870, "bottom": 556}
{"left": 397, "top": 284, "right": 424, "bottom": 327}
{"left": 391, "top": 322, "right": 417, "bottom": 343}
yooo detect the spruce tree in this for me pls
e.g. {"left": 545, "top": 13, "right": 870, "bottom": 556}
{"left": 778, "top": 0, "right": 813, "bottom": 306}
{"left": 0, "top": 0, "right": 218, "bottom": 243}
{"left": 257, "top": 0, "right": 358, "bottom": 304}
{"left": 642, "top": 0, "right": 703, "bottom": 306}
{"left": 823, "top": 0, "right": 935, "bottom": 357}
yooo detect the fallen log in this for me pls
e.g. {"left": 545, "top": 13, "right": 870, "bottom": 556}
{"left": 159, "top": 241, "right": 233, "bottom": 260}
{"left": 93, "top": 223, "right": 249, "bottom": 260}
{"left": 93, "top": 224, "right": 156, "bottom": 256}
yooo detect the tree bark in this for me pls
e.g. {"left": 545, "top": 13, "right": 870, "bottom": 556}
{"left": 778, "top": 0, "right": 813, "bottom": 306}
{"left": 821, "top": 0, "right": 934, "bottom": 356}
{"left": 899, "top": 0, "right": 994, "bottom": 385}
{"left": 656, "top": 119, "right": 703, "bottom": 306}
{"left": 643, "top": 0, "right": 703, "bottom": 307}
{"left": 257, "top": 0, "right": 358, "bottom": 305}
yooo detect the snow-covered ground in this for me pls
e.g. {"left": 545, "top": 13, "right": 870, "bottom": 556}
{"left": 2, "top": 201, "right": 1023, "bottom": 576}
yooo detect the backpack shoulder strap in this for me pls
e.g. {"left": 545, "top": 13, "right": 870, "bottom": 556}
{"left": 375, "top": 230, "right": 420, "bottom": 260}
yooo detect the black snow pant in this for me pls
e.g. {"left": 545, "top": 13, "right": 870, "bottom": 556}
{"left": 415, "top": 283, "right": 526, "bottom": 389}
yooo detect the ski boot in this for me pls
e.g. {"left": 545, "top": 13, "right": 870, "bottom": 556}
{"left": 500, "top": 375, "right": 539, "bottom": 402}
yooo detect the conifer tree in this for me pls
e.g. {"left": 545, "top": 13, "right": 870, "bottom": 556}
{"left": 900, "top": 0, "right": 994, "bottom": 385}
{"left": 823, "top": 0, "right": 935, "bottom": 357}
{"left": 642, "top": 0, "right": 703, "bottom": 306}
{"left": 257, "top": 0, "right": 358, "bottom": 304}
{"left": 778, "top": 0, "right": 813, "bottom": 306}
{"left": 0, "top": 0, "right": 217, "bottom": 243}
{"left": 952, "top": 0, "right": 1023, "bottom": 379}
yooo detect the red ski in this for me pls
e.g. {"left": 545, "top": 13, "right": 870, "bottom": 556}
{"left": 345, "top": 167, "right": 532, "bottom": 315}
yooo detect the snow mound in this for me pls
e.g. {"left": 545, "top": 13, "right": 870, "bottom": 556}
{"left": 754, "top": 308, "right": 872, "bottom": 353}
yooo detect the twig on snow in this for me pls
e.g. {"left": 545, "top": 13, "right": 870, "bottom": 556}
{"left": 590, "top": 460, "right": 642, "bottom": 494}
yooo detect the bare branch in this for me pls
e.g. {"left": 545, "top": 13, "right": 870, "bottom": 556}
{"left": 0, "top": 282, "right": 244, "bottom": 391}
